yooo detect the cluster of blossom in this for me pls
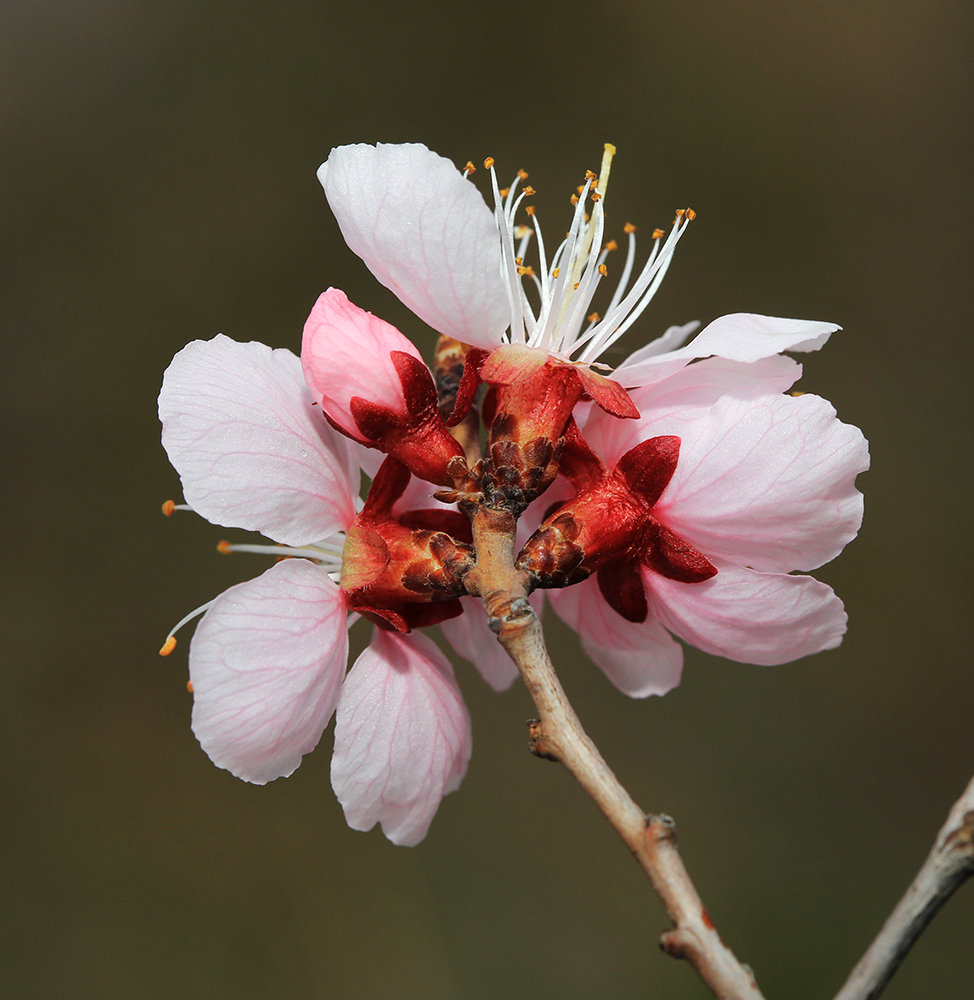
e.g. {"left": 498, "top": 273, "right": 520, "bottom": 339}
{"left": 159, "top": 143, "right": 868, "bottom": 846}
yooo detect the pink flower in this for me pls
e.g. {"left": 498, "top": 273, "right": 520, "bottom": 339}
{"left": 158, "top": 334, "right": 471, "bottom": 845}
{"left": 528, "top": 353, "right": 869, "bottom": 697}
{"left": 318, "top": 142, "right": 840, "bottom": 388}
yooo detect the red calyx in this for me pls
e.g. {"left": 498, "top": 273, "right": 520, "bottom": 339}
{"left": 340, "top": 457, "right": 475, "bottom": 631}
{"left": 347, "top": 351, "right": 468, "bottom": 488}
{"left": 516, "top": 435, "right": 717, "bottom": 622}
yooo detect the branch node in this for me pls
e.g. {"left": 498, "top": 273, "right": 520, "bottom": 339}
{"left": 527, "top": 719, "right": 560, "bottom": 762}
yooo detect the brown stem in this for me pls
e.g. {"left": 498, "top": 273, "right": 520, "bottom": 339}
{"left": 832, "top": 774, "right": 974, "bottom": 1000}
{"left": 463, "top": 507, "right": 765, "bottom": 1000}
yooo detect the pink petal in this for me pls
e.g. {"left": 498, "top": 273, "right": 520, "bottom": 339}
{"left": 189, "top": 560, "right": 349, "bottom": 784}
{"left": 440, "top": 595, "right": 527, "bottom": 692}
{"left": 614, "top": 314, "right": 838, "bottom": 388}
{"left": 584, "top": 355, "right": 803, "bottom": 467}
{"left": 159, "top": 335, "right": 358, "bottom": 544}
{"left": 319, "top": 143, "right": 509, "bottom": 349}
{"left": 645, "top": 560, "right": 847, "bottom": 666}
{"left": 548, "top": 579, "right": 684, "bottom": 697}
{"left": 586, "top": 357, "right": 868, "bottom": 573}
{"left": 331, "top": 629, "right": 472, "bottom": 846}
{"left": 301, "top": 288, "right": 423, "bottom": 440}
{"left": 653, "top": 392, "right": 868, "bottom": 573}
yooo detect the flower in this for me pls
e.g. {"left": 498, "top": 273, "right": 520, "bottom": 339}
{"left": 525, "top": 352, "right": 869, "bottom": 697}
{"left": 315, "top": 142, "right": 846, "bottom": 514}
{"left": 158, "top": 334, "right": 472, "bottom": 845}
{"left": 318, "top": 142, "right": 839, "bottom": 387}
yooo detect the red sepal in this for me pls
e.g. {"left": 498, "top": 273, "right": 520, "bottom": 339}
{"left": 445, "top": 348, "right": 488, "bottom": 427}
{"left": 643, "top": 523, "right": 718, "bottom": 583}
{"left": 356, "top": 598, "right": 465, "bottom": 633}
{"left": 597, "top": 560, "right": 649, "bottom": 623}
{"left": 558, "top": 417, "right": 605, "bottom": 492}
{"left": 576, "top": 366, "right": 640, "bottom": 419}
{"left": 617, "top": 436, "right": 681, "bottom": 508}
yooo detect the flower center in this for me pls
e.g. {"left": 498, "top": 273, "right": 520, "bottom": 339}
{"left": 484, "top": 146, "right": 694, "bottom": 368}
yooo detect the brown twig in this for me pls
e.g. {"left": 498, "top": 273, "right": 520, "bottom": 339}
{"left": 832, "top": 773, "right": 974, "bottom": 1000}
{"left": 463, "top": 507, "right": 765, "bottom": 1000}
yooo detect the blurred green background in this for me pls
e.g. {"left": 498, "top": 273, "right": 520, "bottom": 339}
{"left": 3, "top": 1, "right": 971, "bottom": 998}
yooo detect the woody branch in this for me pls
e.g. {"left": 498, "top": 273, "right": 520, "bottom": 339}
{"left": 462, "top": 506, "right": 766, "bottom": 1000}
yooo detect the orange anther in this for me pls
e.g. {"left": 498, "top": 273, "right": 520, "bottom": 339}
{"left": 686, "top": 208, "right": 697, "bottom": 221}
{"left": 217, "top": 540, "right": 233, "bottom": 554}
{"left": 552, "top": 267, "right": 560, "bottom": 278}
{"left": 517, "top": 265, "right": 536, "bottom": 277}
{"left": 603, "top": 239, "right": 618, "bottom": 252}
{"left": 570, "top": 194, "right": 579, "bottom": 206}
{"left": 584, "top": 169, "right": 597, "bottom": 181}
{"left": 484, "top": 156, "right": 495, "bottom": 169}
{"left": 499, "top": 187, "right": 510, "bottom": 197}
{"left": 159, "top": 636, "right": 177, "bottom": 657}
{"left": 598, "top": 264, "right": 608, "bottom": 276}
{"left": 523, "top": 185, "right": 536, "bottom": 196}
{"left": 518, "top": 168, "right": 529, "bottom": 180}
{"left": 652, "top": 228, "right": 665, "bottom": 239}
{"left": 590, "top": 191, "right": 601, "bottom": 202}
{"left": 186, "top": 680, "right": 194, "bottom": 693}
{"left": 588, "top": 312, "right": 600, "bottom": 323}
{"left": 526, "top": 205, "right": 536, "bottom": 216}
{"left": 624, "top": 222, "right": 637, "bottom": 234}
{"left": 675, "top": 208, "right": 686, "bottom": 220}
{"left": 161, "top": 500, "right": 176, "bottom": 517}
{"left": 463, "top": 160, "right": 476, "bottom": 175}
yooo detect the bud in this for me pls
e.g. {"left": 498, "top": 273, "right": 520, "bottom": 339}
{"left": 303, "top": 288, "right": 469, "bottom": 487}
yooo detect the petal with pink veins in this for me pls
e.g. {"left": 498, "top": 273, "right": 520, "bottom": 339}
{"left": 651, "top": 391, "right": 869, "bottom": 573}
{"left": 331, "top": 629, "right": 472, "bottom": 846}
{"left": 320, "top": 143, "right": 509, "bottom": 349}
{"left": 189, "top": 559, "right": 349, "bottom": 784}
{"left": 302, "top": 288, "right": 423, "bottom": 440}
{"left": 159, "top": 335, "right": 358, "bottom": 544}
{"left": 613, "top": 314, "right": 838, "bottom": 388}
{"left": 585, "top": 357, "right": 868, "bottom": 574}
{"left": 645, "top": 560, "right": 847, "bottom": 666}
{"left": 548, "top": 579, "right": 684, "bottom": 697}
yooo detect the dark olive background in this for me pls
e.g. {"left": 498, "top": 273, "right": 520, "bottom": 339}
{"left": 2, "top": 2, "right": 971, "bottom": 998}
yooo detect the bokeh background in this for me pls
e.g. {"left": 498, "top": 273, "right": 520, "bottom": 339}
{"left": 3, "top": 2, "right": 971, "bottom": 998}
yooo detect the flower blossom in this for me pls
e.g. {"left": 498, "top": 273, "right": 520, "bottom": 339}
{"left": 314, "top": 142, "right": 843, "bottom": 512}
{"left": 158, "top": 334, "right": 473, "bottom": 845}
{"left": 524, "top": 352, "right": 869, "bottom": 697}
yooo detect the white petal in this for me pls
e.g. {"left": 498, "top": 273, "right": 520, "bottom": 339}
{"left": 320, "top": 143, "right": 509, "bottom": 348}
{"left": 189, "top": 560, "right": 349, "bottom": 784}
{"left": 645, "top": 561, "right": 847, "bottom": 666}
{"left": 548, "top": 580, "right": 684, "bottom": 698}
{"left": 614, "top": 313, "right": 838, "bottom": 388}
{"left": 159, "top": 335, "right": 358, "bottom": 544}
{"left": 331, "top": 629, "right": 472, "bottom": 846}
{"left": 440, "top": 595, "right": 524, "bottom": 692}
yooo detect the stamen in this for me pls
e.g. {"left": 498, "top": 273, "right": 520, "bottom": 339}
{"left": 463, "top": 160, "right": 476, "bottom": 177}
{"left": 159, "top": 598, "right": 217, "bottom": 655}
{"left": 161, "top": 500, "right": 193, "bottom": 517}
